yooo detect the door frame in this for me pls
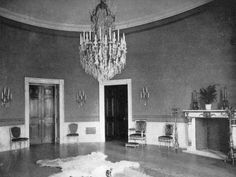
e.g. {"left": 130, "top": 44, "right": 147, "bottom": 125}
{"left": 99, "top": 79, "right": 132, "bottom": 142}
{"left": 25, "top": 77, "right": 64, "bottom": 144}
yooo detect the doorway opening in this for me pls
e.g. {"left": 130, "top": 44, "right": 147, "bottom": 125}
{"left": 99, "top": 79, "right": 132, "bottom": 143}
{"left": 105, "top": 85, "right": 128, "bottom": 141}
{"left": 29, "top": 84, "right": 59, "bottom": 144}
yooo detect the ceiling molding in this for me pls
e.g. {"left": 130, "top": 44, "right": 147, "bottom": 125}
{"left": 116, "top": 0, "right": 213, "bottom": 29}
{"left": 0, "top": 7, "right": 90, "bottom": 32}
{"left": 0, "top": 0, "right": 213, "bottom": 32}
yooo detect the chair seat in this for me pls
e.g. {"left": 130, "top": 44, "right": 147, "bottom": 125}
{"left": 12, "top": 137, "right": 28, "bottom": 142}
{"left": 67, "top": 133, "right": 79, "bottom": 137}
{"left": 125, "top": 142, "right": 139, "bottom": 148}
{"left": 130, "top": 133, "right": 146, "bottom": 138}
{"left": 158, "top": 135, "right": 173, "bottom": 142}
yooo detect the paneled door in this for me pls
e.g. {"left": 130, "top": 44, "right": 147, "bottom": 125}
{"left": 29, "top": 85, "right": 58, "bottom": 144}
{"left": 105, "top": 85, "right": 128, "bottom": 141}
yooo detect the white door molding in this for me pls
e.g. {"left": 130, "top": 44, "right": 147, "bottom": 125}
{"left": 25, "top": 77, "right": 64, "bottom": 145}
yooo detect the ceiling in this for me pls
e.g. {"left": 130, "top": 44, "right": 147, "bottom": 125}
{"left": 0, "top": 0, "right": 212, "bottom": 31}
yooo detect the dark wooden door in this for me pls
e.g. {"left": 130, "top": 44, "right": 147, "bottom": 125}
{"left": 29, "top": 85, "right": 57, "bottom": 144}
{"left": 105, "top": 85, "right": 128, "bottom": 141}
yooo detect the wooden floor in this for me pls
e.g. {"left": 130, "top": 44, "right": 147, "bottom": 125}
{"left": 0, "top": 141, "right": 236, "bottom": 177}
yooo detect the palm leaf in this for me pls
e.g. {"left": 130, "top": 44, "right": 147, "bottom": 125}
{"left": 199, "top": 85, "right": 217, "bottom": 104}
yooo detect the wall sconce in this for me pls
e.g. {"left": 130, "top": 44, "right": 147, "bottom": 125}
{"left": 140, "top": 87, "right": 150, "bottom": 106}
{"left": 1, "top": 87, "right": 13, "bottom": 107}
{"left": 76, "top": 90, "right": 86, "bottom": 107}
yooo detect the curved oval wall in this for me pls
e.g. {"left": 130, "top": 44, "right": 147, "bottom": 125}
{"left": 0, "top": 1, "right": 235, "bottom": 125}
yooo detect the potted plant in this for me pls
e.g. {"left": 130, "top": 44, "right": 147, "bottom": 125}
{"left": 199, "top": 84, "right": 217, "bottom": 110}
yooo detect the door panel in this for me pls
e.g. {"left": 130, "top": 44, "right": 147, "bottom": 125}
{"left": 42, "top": 86, "right": 55, "bottom": 143}
{"left": 115, "top": 86, "right": 128, "bottom": 139}
{"left": 105, "top": 88, "right": 115, "bottom": 139}
{"left": 54, "top": 85, "right": 59, "bottom": 142}
{"left": 30, "top": 85, "right": 56, "bottom": 144}
{"left": 29, "top": 85, "right": 42, "bottom": 144}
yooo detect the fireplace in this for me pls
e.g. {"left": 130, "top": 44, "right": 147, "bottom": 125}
{"left": 183, "top": 110, "right": 235, "bottom": 159}
{"left": 195, "top": 118, "right": 229, "bottom": 153}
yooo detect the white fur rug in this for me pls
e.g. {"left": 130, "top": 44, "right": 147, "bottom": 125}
{"left": 37, "top": 152, "right": 152, "bottom": 177}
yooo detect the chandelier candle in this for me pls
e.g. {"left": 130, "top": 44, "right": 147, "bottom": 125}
{"left": 79, "top": 0, "right": 127, "bottom": 82}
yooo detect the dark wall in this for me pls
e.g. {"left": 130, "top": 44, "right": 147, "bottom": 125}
{"left": 0, "top": 1, "right": 235, "bottom": 123}
{"left": 0, "top": 23, "right": 99, "bottom": 122}
{"left": 123, "top": 0, "right": 236, "bottom": 118}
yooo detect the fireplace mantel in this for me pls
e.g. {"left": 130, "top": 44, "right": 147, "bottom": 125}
{"left": 182, "top": 109, "right": 236, "bottom": 159}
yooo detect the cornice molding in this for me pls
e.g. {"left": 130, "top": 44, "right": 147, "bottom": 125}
{"left": 116, "top": 0, "right": 212, "bottom": 29}
{"left": 0, "top": 0, "right": 212, "bottom": 32}
{"left": 0, "top": 7, "right": 90, "bottom": 31}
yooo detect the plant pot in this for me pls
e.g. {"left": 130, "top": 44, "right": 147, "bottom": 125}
{"left": 205, "top": 104, "right": 212, "bottom": 110}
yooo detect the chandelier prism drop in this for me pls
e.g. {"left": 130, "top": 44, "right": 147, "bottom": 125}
{"left": 79, "top": 0, "right": 127, "bottom": 82}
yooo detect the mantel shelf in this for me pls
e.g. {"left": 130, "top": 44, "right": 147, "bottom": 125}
{"left": 182, "top": 110, "right": 232, "bottom": 119}
{"left": 183, "top": 109, "right": 228, "bottom": 112}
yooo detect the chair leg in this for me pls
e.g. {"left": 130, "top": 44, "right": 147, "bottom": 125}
{"left": 24, "top": 141, "right": 27, "bottom": 149}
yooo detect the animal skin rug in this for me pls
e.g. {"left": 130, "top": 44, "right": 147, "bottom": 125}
{"left": 36, "top": 152, "right": 152, "bottom": 177}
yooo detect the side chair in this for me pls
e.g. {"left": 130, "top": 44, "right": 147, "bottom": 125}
{"left": 128, "top": 120, "right": 147, "bottom": 146}
{"left": 10, "top": 127, "right": 28, "bottom": 150}
{"left": 158, "top": 123, "right": 174, "bottom": 148}
{"left": 67, "top": 123, "right": 79, "bottom": 143}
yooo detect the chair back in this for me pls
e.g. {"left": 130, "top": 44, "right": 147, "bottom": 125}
{"left": 68, "top": 123, "right": 78, "bottom": 134}
{"left": 11, "top": 127, "right": 21, "bottom": 138}
{"left": 135, "top": 120, "right": 146, "bottom": 132}
{"left": 165, "top": 124, "right": 173, "bottom": 136}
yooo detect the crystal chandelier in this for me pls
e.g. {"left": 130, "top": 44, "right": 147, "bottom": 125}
{"left": 79, "top": 0, "right": 127, "bottom": 82}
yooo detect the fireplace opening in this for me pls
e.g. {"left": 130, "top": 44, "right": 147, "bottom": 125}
{"left": 195, "top": 118, "right": 229, "bottom": 154}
